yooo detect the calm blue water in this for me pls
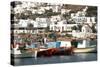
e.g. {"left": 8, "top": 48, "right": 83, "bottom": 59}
{"left": 14, "top": 53, "right": 97, "bottom": 66}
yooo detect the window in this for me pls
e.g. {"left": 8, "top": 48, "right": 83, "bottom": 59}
{"left": 51, "top": 27, "right": 53, "bottom": 30}
{"left": 62, "top": 27, "right": 64, "bottom": 31}
{"left": 55, "top": 22, "right": 58, "bottom": 24}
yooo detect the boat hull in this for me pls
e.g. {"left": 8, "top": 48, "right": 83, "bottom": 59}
{"left": 73, "top": 47, "right": 97, "bottom": 53}
{"left": 37, "top": 47, "right": 74, "bottom": 57}
{"left": 11, "top": 48, "right": 48, "bottom": 58}
{"left": 11, "top": 47, "right": 97, "bottom": 58}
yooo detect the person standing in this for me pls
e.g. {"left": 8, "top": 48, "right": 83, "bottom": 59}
{"left": 42, "top": 35, "right": 47, "bottom": 46}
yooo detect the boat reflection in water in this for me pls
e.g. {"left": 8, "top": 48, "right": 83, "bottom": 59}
{"left": 13, "top": 53, "right": 97, "bottom": 66}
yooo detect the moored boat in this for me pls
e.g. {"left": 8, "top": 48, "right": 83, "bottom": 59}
{"left": 11, "top": 39, "right": 97, "bottom": 58}
{"left": 73, "top": 47, "right": 97, "bottom": 53}
{"left": 11, "top": 47, "right": 48, "bottom": 58}
{"left": 37, "top": 47, "right": 74, "bottom": 57}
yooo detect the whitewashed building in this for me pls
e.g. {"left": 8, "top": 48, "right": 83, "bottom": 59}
{"left": 61, "top": 9, "right": 71, "bottom": 14}
{"left": 47, "top": 3, "right": 62, "bottom": 13}
{"left": 52, "top": 5, "right": 60, "bottom": 12}
{"left": 14, "top": 5, "right": 24, "bottom": 14}
{"left": 71, "top": 6, "right": 88, "bottom": 17}
{"left": 70, "top": 6, "right": 96, "bottom": 25}
{"left": 50, "top": 19, "right": 78, "bottom": 32}
{"left": 21, "top": 1, "right": 36, "bottom": 8}
{"left": 13, "top": 19, "right": 35, "bottom": 34}
{"left": 81, "top": 24, "right": 92, "bottom": 33}
{"left": 35, "top": 17, "right": 50, "bottom": 28}
{"left": 72, "top": 17, "right": 96, "bottom": 24}
{"left": 44, "top": 6, "right": 52, "bottom": 10}
{"left": 14, "top": 19, "right": 34, "bottom": 28}
{"left": 72, "top": 24, "right": 93, "bottom": 38}
{"left": 14, "top": 18, "right": 51, "bottom": 34}
{"left": 50, "top": 15, "right": 62, "bottom": 23}
{"left": 36, "top": 8, "right": 45, "bottom": 14}
{"left": 13, "top": 29, "right": 33, "bottom": 34}
{"left": 50, "top": 20, "right": 67, "bottom": 32}
{"left": 72, "top": 31, "right": 94, "bottom": 38}
{"left": 34, "top": 18, "right": 50, "bottom": 34}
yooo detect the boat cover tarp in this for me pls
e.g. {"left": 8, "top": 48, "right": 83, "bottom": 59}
{"left": 47, "top": 42, "right": 61, "bottom": 48}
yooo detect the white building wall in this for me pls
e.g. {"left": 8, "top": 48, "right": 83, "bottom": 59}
{"left": 14, "top": 5, "right": 24, "bottom": 14}
{"left": 50, "top": 15, "right": 62, "bottom": 22}
{"left": 72, "top": 17, "right": 96, "bottom": 24}
{"left": 52, "top": 6, "right": 60, "bottom": 12}
{"left": 17, "top": 19, "right": 35, "bottom": 28}
{"left": 35, "top": 18, "right": 49, "bottom": 28}
{"left": 50, "top": 21, "right": 78, "bottom": 32}
{"left": 50, "top": 20, "right": 67, "bottom": 32}
{"left": 72, "top": 30, "right": 94, "bottom": 38}
{"left": 81, "top": 25, "right": 92, "bottom": 33}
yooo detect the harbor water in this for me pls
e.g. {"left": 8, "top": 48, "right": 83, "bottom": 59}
{"left": 13, "top": 53, "right": 97, "bottom": 66}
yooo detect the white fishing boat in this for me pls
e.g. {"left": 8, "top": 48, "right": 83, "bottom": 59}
{"left": 11, "top": 45, "right": 48, "bottom": 58}
{"left": 70, "top": 39, "right": 97, "bottom": 53}
{"left": 73, "top": 47, "right": 97, "bottom": 53}
{"left": 11, "top": 48, "right": 49, "bottom": 58}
